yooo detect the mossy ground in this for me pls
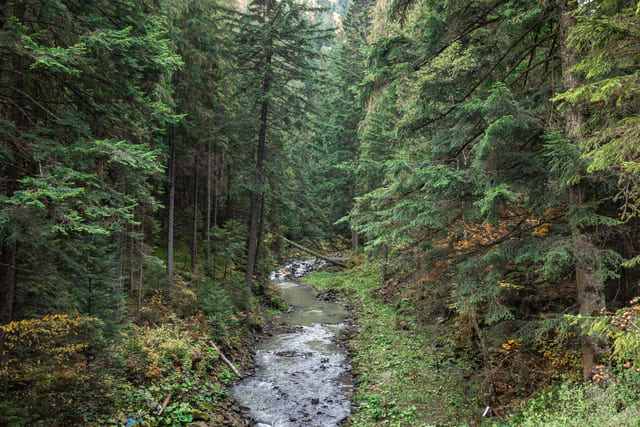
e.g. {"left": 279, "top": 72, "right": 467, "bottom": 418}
{"left": 305, "top": 261, "right": 484, "bottom": 426}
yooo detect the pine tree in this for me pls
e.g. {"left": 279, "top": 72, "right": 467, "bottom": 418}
{"left": 161, "top": 0, "right": 235, "bottom": 283}
{"left": 305, "top": 0, "right": 373, "bottom": 244}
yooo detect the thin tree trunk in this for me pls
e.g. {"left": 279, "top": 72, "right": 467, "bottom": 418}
{"left": 0, "top": 242, "right": 17, "bottom": 324}
{"left": 216, "top": 148, "right": 223, "bottom": 229}
{"left": 245, "top": 43, "right": 272, "bottom": 291}
{"left": 559, "top": 1, "right": 607, "bottom": 382}
{"left": 206, "top": 139, "right": 212, "bottom": 263}
{"left": 278, "top": 234, "right": 347, "bottom": 268}
{"left": 87, "top": 277, "right": 93, "bottom": 316}
{"left": 213, "top": 148, "right": 223, "bottom": 279}
{"left": 115, "top": 230, "right": 124, "bottom": 311}
{"left": 138, "top": 207, "right": 145, "bottom": 316}
{"left": 0, "top": 1, "right": 26, "bottom": 326}
{"left": 246, "top": 191, "right": 263, "bottom": 289}
{"left": 206, "top": 340, "right": 242, "bottom": 378}
{"left": 352, "top": 228, "right": 359, "bottom": 251}
{"left": 191, "top": 147, "right": 199, "bottom": 273}
{"left": 226, "top": 159, "right": 234, "bottom": 222}
{"left": 255, "top": 194, "right": 267, "bottom": 291}
{"left": 0, "top": 0, "right": 23, "bottom": 396}
{"left": 0, "top": 224, "right": 12, "bottom": 397}
{"left": 129, "top": 222, "right": 135, "bottom": 293}
{"left": 167, "top": 125, "right": 176, "bottom": 287}
{"left": 1, "top": 328, "right": 7, "bottom": 395}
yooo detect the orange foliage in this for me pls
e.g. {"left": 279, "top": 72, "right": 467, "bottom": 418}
{"left": 418, "top": 205, "right": 561, "bottom": 283}
{"left": 0, "top": 314, "right": 98, "bottom": 383}
{"left": 418, "top": 259, "right": 451, "bottom": 283}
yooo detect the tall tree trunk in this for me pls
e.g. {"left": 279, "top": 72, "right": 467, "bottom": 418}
{"left": 245, "top": 188, "right": 263, "bottom": 290}
{"left": 137, "top": 207, "right": 145, "bottom": 316}
{"left": 559, "top": 0, "right": 607, "bottom": 382}
{"left": 245, "top": 44, "right": 272, "bottom": 291}
{"left": 115, "top": 230, "right": 124, "bottom": 310}
{"left": 255, "top": 193, "right": 266, "bottom": 291}
{"left": 212, "top": 148, "right": 223, "bottom": 279}
{"left": 0, "top": 1, "right": 27, "bottom": 325}
{"left": 0, "top": 222, "right": 17, "bottom": 395}
{"left": 0, "top": 237, "right": 10, "bottom": 396}
{"left": 129, "top": 222, "right": 135, "bottom": 293}
{"left": 191, "top": 147, "right": 199, "bottom": 272}
{"left": 215, "top": 148, "right": 223, "bottom": 228}
{"left": 87, "top": 277, "right": 93, "bottom": 316}
{"left": 167, "top": 125, "right": 176, "bottom": 286}
{"left": 206, "top": 139, "right": 212, "bottom": 263}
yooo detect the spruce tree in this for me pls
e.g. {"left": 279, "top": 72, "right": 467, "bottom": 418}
{"left": 553, "top": 0, "right": 640, "bottom": 379}
{"left": 303, "top": 0, "right": 373, "bottom": 244}
{"left": 346, "top": 0, "right": 631, "bottom": 390}
{"left": 161, "top": 0, "right": 235, "bottom": 282}
{"left": 233, "top": 0, "right": 330, "bottom": 289}
{"left": 0, "top": 0, "right": 180, "bottom": 322}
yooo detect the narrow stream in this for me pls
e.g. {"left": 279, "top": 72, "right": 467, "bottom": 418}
{"left": 232, "top": 260, "right": 352, "bottom": 426}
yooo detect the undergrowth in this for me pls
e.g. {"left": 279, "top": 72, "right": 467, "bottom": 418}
{"left": 308, "top": 259, "right": 640, "bottom": 427}
{"left": 494, "top": 371, "right": 640, "bottom": 426}
{"left": 0, "top": 269, "right": 261, "bottom": 426}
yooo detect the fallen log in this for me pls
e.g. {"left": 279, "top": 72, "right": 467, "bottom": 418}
{"left": 207, "top": 340, "right": 242, "bottom": 378}
{"left": 158, "top": 394, "right": 171, "bottom": 416}
{"left": 277, "top": 234, "right": 347, "bottom": 268}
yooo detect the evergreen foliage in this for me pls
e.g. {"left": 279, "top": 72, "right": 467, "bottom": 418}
{"left": 339, "top": 0, "right": 640, "bottom": 403}
{"left": 302, "top": 0, "right": 374, "bottom": 240}
{"left": 2, "top": 0, "right": 640, "bottom": 423}
{"left": 231, "top": 0, "right": 331, "bottom": 287}
{"left": 0, "top": 0, "right": 179, "bottom": 324}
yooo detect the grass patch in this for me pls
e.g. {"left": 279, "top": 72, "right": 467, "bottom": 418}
{"left": 306, "top": 261, "right": 481, "bottom": 426}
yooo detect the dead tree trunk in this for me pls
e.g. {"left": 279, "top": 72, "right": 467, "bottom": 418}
{"left": 278, "top": 234, "right": 347, "bottom": 268}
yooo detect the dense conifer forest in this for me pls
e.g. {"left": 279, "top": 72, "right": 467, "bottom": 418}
{"left": 1, "top": 0, "right": 640, "bottom": 425}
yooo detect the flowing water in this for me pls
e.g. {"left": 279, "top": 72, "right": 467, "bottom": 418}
{"left": 232, "top": 260, "right": 352, "bottom": 426}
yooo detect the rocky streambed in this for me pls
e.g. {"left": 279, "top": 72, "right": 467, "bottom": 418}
{"left": 231, "top": 260, "right": 353, "bottom": 426}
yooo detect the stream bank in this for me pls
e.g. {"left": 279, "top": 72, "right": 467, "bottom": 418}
{"left": 305, "top": 261, "right": 484, "bottom": 426}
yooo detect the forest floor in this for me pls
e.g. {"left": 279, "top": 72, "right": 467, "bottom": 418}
{"left": 304, "top": 261, "right": 485, "bottom": 426}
